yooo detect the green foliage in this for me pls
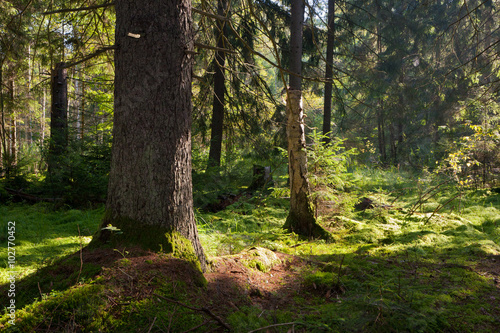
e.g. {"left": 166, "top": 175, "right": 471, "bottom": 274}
{"left": 0, "top": 168, "right": 499, "bottom": 332}
{"left": 437, "top": 122, "right": 500, "bottom": 188}
{"left": 42, "top": 136, "right": 111, "bottom": 206}
{"left": 0, "top": 204, "right": 102, "bottom": 284}
{"left": 308, "top": 130, "right": 358, "bottom": 192}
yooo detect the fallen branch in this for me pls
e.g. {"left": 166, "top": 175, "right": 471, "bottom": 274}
{"left": 152, "top": 293, "right": 231, "bottom": 331}
{"left": 248, "top": 322, "right": 305, "bottom": 333}
{"left": 5, "top": 188, "right": 62, "bottom": 203}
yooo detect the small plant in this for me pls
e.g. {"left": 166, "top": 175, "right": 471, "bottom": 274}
{"left": 114, "top": 248, "right": 129, "bottom": 258}
{"left": 307, "top": 130, "right": 359, "bottom": 217}
{"left": 101, "top": 224, "right": 123, "bottom": 235}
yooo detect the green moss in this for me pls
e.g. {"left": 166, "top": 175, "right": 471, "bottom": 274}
{"left": 90, "top": 212, "right": 206, "bottom": 283}
{"left": 239, "top": 247, "right": 281, "bottom": 272}
{"left": 0, "top": 285, "right": 110, "bottom": 332}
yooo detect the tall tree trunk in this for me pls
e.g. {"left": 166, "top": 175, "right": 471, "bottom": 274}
{"left": 375, "top": 3, "right": 387, "bottom": 164}
{"left": 0, "top": 65, "right": 5, "bottom": 175}
{"left": 284, "top": 0, "right": 329, "bottom": 239}
{"left": 389, "top": 122, "right": 396, "bottom": 163}
{"left": 377, "top": 107, "right": 386, "bottom": 163}
{"left": 8, "top": 80, "right": 17, "bottom": 169}
{"left": 48, "top": 62, "right": 68, "bottom": 176}
{"left": 207, "top": 0, "right": 228, "bottom": 169}
{"left": 322, "top": 0, "right": 335, "bottom": 143}
{"left": 41, "top": 87, "right": 46, "bottom": 143}
{"left": 94, "top": 0, "right": 206, "bottom": 271}
{"left": 80, "top": 66, "right": 86, "bottom": 140}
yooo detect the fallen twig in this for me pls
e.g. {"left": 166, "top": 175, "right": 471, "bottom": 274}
{"left": 5, "top": 187, "right": 62, "bottom": 203}
{"left": 153, "top": 293, "right": 231, "bottom": 331}
{"left": 247, "top": 322, "right": 305, "bottom": 333}
{"left": 147, "top": 316, "right": 157, "bottom": 333}
{"left": 180, "top": 319, "right": 213, "bottom": 333}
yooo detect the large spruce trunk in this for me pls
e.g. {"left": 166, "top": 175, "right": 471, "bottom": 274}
{"left": 95, "top": 0, "right": 206, "bottom": 270}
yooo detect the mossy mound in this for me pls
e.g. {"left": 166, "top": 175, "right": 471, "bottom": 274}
{"left": 208, "top": 246, "right": 282, "bottom": 273}
{"left": 91, "top": 214, "right": 204, "bottom": 272}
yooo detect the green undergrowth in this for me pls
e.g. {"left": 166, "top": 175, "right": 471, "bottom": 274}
{"left": 0, "top": 255, "right": 218, "bottom": 332}
{"left": 0, "top": 204, "right": 103, "bottom": 283}
{"left": 0, "top": 168, "right": 499, "bottom": 331}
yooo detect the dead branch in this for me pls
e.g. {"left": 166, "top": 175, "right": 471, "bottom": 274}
{"left": 194, "top": 42, "right": 236, "bottom": 54}
{"left": 5, "top": 188, "right": 62, "bottom": 203}
{"left": 192, "top": 8, "right": 229, "bottom": 22}
{"left": 43, "top": 2, "right": 115, "bottom": 15}
{"left": 248, "top": 322, "right": 304, "bottom": 333}
{"left": 153, "top": 293, "right": 231, "bottom": 331}
{"left": 63, "top": 46, "right": 116, "bottom": 69}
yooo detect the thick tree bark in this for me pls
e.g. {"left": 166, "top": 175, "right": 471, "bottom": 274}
{"left": 284, "top": 0, "right": 329, "bottom": 239}
{"left": 322, "top": 0, "right": 335, "bottom": 143}
{"left": 48, "top": 62, "right": 68, "bottom": 175}
{"left": 94, "top": 0, "right": 206, "bottom": 271}
{"left": 207, "top": 0, "right": 228, "bottom": 169}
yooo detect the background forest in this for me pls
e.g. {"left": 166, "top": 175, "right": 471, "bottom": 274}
{"left": 0, "top": 0, "right": 500, "bottom": 332}
{"left": 0, "top": 0, "right": 498, "bottom": 200}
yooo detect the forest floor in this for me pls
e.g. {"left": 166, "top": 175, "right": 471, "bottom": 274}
{"left": 1, "top": 169, "right": 500, "bottom": 332}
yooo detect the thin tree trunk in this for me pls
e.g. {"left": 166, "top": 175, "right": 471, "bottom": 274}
{"left": 8, "top": 79, "right": 17, "bottom": 171}
{"left": 80, "top": 67, "right": 85, "bottom": 140}
{"left": 48, "top": 62, "right": 68, "bottom": 176}
{"left": 0, "top": 65, "right": 5, "bottom": 175}
{"left": 375, "top": 4, "right": 386, "bottom": 165}
{"left": 94, "top": 0, "right": 206, "bottom": 271}
{"left": 42, "top": 87, "right": 46, "bottom": 143}
{"left": 284, "top": 0, "right": 329, "bottom": 239}
{"left": 322, "top": 0, "right": 335, "bottom": 143}
{"left": 10, "top": 111, "right": 16, "bottom": 167}
{"left": 207, "top": 0, "right": 227, "bottom": 169}
{"left": 377, "top": 107, "right": 386, "bottom": 163}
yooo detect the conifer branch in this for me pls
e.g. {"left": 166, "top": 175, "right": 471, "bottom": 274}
{"left": 43, "top": 2, "right": 115, "bottom": 15}
{"left": 192, "top": 8, "right": 230, "bottom": 22}
{"left": 63, "top": 46, "right": 116, "bottom": 69}
{"left": 194, "top": 42, "right": 236, "bottom": 54}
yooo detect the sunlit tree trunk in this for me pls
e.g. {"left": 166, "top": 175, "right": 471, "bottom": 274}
{"left": 322, "top": 0, "right": 335, "bottom": 144}
{"left": 94, "top": 0, "right": 206, "bottom": 271}
{"left": 284, "top": 0, "right": 329, "bottom": 239}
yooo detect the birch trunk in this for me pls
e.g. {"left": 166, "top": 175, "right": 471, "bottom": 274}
{"left": 284, "top": 0, "right": 329, "bottom": 239}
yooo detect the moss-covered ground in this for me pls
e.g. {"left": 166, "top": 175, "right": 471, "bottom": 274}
{"left": 1, "top": 168, "right": 499, "bottom": 332}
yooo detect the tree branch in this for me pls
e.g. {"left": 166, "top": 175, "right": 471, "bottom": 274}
{"left": 43, "top": 2, "right": 115, "bottom": 15}
{"left": 192, "top": 7, "right": 229, "bottom": 22}
{"left": 194, "top": 42, "right": 236, "bottom": 54}
{"left": 63, "top": 46, "right": 116, "bottom": 69}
